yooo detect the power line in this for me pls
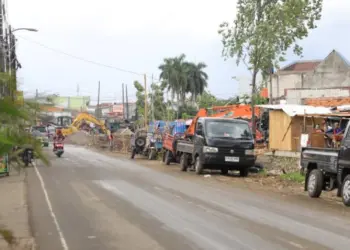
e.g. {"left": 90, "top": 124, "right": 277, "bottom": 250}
{"left": 17, "top": 35, "right": 146, "bottom": 77}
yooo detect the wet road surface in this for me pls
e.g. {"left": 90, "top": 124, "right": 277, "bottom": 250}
{"left": 27, "top": 145, "right": 350, "bottom": 250}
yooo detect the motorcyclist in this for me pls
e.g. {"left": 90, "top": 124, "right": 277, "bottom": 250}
{"left": 53, "top": 129, "right": 65, "bottom": 151}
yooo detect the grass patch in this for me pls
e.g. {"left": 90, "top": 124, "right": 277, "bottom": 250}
{"left": 0, "top": 228, "right": 15, "bottom": 245}
{"left": 280, "top": 171, "right": 304, "bottom": 183}
{"left": 258, "top": 168, "right": 268, "bottom": 177}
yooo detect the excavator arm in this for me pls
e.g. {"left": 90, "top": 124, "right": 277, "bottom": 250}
{"left": 61, "top": 113, "right": 109, "bottom": 136}
{"left": 185, "top": 108, "right": 208, "bottom": 137}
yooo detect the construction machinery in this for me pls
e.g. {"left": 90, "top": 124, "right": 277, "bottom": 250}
{"left": 61, "top": 113, "right": 108, "bottom": 136}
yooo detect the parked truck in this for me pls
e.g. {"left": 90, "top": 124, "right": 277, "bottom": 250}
{"left": 301, "top": 121, "right": 350, "bottom": 206}
{"left": 176, "top": 117, "right": 256, "bottom": 176}
{"left": 162, "top": 121, "right": 187, "bottom": 165}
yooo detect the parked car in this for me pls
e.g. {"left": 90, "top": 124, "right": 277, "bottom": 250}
{"left": 301, "top": 120, "right": 350, "bottom": 206}
{"left": 32, "top": 130, "right": 49, "bottom": 147}
{"left": 31, "top": 125, "right": 49, "bottom": 138}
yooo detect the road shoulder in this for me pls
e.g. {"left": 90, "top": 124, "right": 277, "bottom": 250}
{"left": 0, "top": 167, "right": 35, "bottom": 250}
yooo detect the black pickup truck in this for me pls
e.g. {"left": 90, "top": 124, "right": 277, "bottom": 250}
{"left": 301, "top": 123, "right": 350, "bottom": 206}
{"left": 176, "top": 117, "right": 256, "bottom": 176}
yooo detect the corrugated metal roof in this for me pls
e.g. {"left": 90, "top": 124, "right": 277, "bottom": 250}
{"left": 257, "top": 104, "right": 332, "bottom": 117}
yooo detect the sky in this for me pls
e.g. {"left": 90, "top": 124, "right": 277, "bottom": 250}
{"left": 7, "top": 0, "right": 350, "bottom": 104}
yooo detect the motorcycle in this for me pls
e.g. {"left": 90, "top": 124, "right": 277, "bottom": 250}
{"left": 54, "top": 141, "right": 64, "bottom": 157}
{"left": 21, "top": 146, "right": 34, "bottom": 166}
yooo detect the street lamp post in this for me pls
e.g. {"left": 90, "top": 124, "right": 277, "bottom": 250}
{"left": 12, "top": 28, "right": 38, "bottom": 33}
{"left": 6, "top": 26, "right": 38, "bottom": 92}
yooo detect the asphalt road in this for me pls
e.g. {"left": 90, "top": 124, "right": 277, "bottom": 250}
{"left": 26, "top": 145, "right": 350, "bottom": 250}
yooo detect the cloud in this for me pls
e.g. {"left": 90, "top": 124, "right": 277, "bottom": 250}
{"left": 9, "top": 0, "right": 237, "bottom": 38}
{"left": 8, "top": 0, "right": 350, "bottom": 100}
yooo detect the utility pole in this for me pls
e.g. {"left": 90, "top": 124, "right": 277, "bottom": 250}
{"left": 144, "top": 74, "right": 148, "bottom": 128}
{"left": 125, "top": 84, "right": 129, "bottom": 120}
{"left": 0, "top": 0, "right": 5, "bottom": 73}
{"left": 269, "top": 67, "right": 273, "bottom": 104}
{"left": 122, "top": 83, "right": 125, "bottom": 119}
{"left": 77, "top": 84, "right": 80, "bottom": 96}
{"left": 35, "top": 89, "right": 38, "bottom": 125}
{"left": 151, "top": 74, "right": 155, "bottom": 121}
{"left": 96, "top": 81, "right": 100, "bottom": 119}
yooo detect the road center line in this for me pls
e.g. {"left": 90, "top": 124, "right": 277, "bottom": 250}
{"left": 33, "top": 162, "right": 69, "bottom": 250}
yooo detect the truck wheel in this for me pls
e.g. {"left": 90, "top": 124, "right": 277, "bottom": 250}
{"left": 194, "top": 156, "right": 203, "bottom": 175}
{"left": 307, "top": 169, "right": 323, "bottom": 198}
{"left": 180, "top": 154, "right": 188, "bottom": 172}
{"left": 341, "top": 175, "right": 350, "bottom": 206}
{"left": 239, "top": 167, "right": 249, "bottom": 177}
{"left": 165, "top": 150, "right": 172, "bottom": 165}
{"left": 131, "top": 148, "right": 136, "bottom": 159}
{"left": 221, "top": 168, "right": 228, "bottom": 175}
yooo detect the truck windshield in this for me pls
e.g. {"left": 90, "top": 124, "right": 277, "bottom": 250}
{"left": 205, "top": 121, "right": 252, "bottom": 139}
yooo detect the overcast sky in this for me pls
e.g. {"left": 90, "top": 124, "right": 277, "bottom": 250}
{"left": 7, "top": 0, "right": 350, "bottom": 104}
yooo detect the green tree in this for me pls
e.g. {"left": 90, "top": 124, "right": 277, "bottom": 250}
{"left": 218, "top": 0, "right": 323, "bottom": 134}
{"left": 0, "top": 73, "right": 48, "bottom": 166}
{"left": 159, "top": 54, "right": 209, "bottom": 110}
{"left": 197, "top": 91, "right": 217, "bottom": 109}
{"left": 149, "top": 83, "right": 167, "bottom": 121}
{"left": 133, "top": 80, "right": 148, "bottom": 125}
{"left": 197, "top": 91, "right": 241, "bottom": 108}
{"left": 186, "top": 62, "right": 208, "bottom": 100}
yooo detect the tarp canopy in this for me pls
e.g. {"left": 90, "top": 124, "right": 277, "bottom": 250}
{"left": 257, "top": 104, "right": 332, "bottom": 117}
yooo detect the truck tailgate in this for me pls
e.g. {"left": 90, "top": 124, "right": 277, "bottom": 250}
{"left": 301, "top": 147, "right": 339, "bottom": 172}
{"left": 177, "top": 141, "right": 193, "bottom": 154}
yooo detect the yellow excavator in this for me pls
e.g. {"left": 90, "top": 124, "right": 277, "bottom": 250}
{"left": 61, "top": 113, "right": 109, "bottom": 136}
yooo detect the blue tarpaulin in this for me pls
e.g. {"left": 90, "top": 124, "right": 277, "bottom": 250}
{"left": 170, "top": 121, "right": 186, "bottom": 135}
{"left": 148, "top": 120, "right": 166, "bottom": 133}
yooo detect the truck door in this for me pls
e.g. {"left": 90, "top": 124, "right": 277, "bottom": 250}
{"left": 193, "top": 120, "right": 205, "bottom": 161}
{"left": 338, "top": 124, "right": 350, "bottom": 177}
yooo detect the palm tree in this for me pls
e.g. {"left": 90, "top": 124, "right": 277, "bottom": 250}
{"left": 186, "top": 62, "right": 208, "bottom": 101}
{"left": 159, "top": 54, "right": 209, "bottom": 110}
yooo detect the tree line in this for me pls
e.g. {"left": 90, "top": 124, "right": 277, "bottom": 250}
{"left": 134, "top": 0, "right": 323, "bottom": 126}
{"left": 133, "top": 54, "right": 268, "bottom": 123}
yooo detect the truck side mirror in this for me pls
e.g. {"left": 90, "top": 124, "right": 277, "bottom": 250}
{"left": 196, "top": 128, "right": 203, "bottom": 136}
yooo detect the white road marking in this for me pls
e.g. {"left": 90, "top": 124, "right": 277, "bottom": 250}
{"left": 288, "top": 241, "right": 304, "bottom": 249}
{"left": 153, "top": 186, "right": 163, "bottom": 191}
{"left": 33, "top": 162, "right": 69, "bottom": 250}
{"left": 87, "top": 236, "right": 96, "bottom": 239}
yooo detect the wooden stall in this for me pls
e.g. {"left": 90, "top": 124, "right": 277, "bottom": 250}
{"left": 269, "top": 110, "right": 350, "bottom": 151}
{"left": 269, "top": 110, "right": 324, "bottom": 152}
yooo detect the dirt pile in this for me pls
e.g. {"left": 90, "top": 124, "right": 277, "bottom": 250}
{"left": 66, "top": 131, "right": 92, "bottom": 146}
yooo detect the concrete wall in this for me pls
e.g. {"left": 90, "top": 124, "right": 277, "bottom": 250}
{"left": 303, "top": 52, "right": 350, "bottom": 88}
{"left": 269, "top": 73, "right": 303, "bottom": 100}
{"left": 285, "top": 88, "right": 350, "bottom": 104}
{"left": 271, "top": 51, "right": 350, "bottom": 104}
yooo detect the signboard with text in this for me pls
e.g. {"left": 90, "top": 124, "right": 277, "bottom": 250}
{"left": 0, "top": 154, "right": 9, "bottom": 176}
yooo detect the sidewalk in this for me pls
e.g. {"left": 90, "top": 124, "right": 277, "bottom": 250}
{"left": 0, "top": 168, "right": 35, "bottom": 250}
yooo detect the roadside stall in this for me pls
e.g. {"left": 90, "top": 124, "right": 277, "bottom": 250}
{"left": 0, "top": 154, "right": 9, "bottom": 176}
{"left": 304, "top": 114, "right": 350, "bottom": 149}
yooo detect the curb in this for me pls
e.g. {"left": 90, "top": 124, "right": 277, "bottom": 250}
{"left": 24, "top": 169, "right": 37, "bottom": 250}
